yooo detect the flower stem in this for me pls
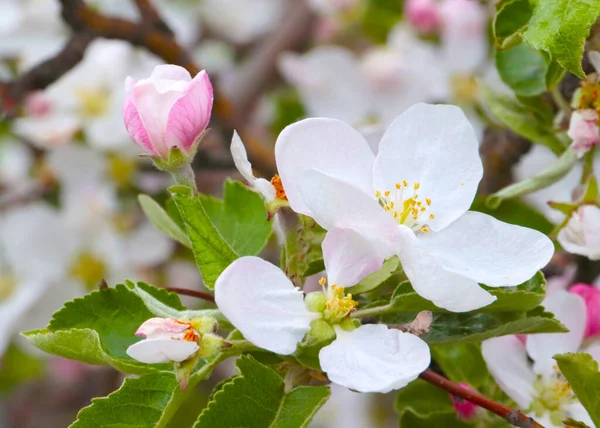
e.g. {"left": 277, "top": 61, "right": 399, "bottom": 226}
{"left": 166, "top": 287, "right": 215, "bottom": 303}
{"left": 551, "top": 87, "right": 572, "bottom": 117}
{"left": 350, "top": 304, "right": 391, "bottom": 319}
{"left": 172, "top": 163, "right": 198, "bottom": 193}
{"left": 419, "top": 369, "right": 544, "bottom": 428}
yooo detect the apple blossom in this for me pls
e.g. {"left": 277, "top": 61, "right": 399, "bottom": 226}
{"left": 558, "top": 204, "right": 600, "bottom": 260}
{"left": 215, "top": 228, "right": 431, "bottom": 393}
{"left": 482, "top": 290, "right": 595, "bottom": 427}
{"left": 405, "top": 0, "right": 441, "bottom": 34}
{"left": 275, "top": 103, "right": 554, "bottom": 312}
{"left": 567, "top": 109, "right": 599, "bottom": 157}
{"left": 123, "top": 64, "right": 213, "bottom": 159}
{"left": 570, "top": 283, "right": 600, "bottom": 339}
{"left": 126, "top": 317, "right": 200, "bottom": 364}
{"left": 230, "top": 131, "right": 288, "bottom": 216}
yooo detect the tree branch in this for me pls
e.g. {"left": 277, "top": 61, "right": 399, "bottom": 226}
{"left": 419, "top": 369, "right": 544, "bottom": 428}
{"left": 165, "top": 287, "right": 215, "bottom": 303}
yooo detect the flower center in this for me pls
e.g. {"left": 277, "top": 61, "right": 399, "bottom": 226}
{"left": 270, "top": 174, "right": 287, "bottom": 200}
{"left": 70, "top": 252, "right": 107, "bottom": 291}
{"left": 579, "top": 77, "right": 600, "bottom": 112}
{"left": 530, "top": 368, "right": 576, "bottom": 425}
{"left": 77, "top": 88, "right": 110, "bottom": 118}
{"left": 0, "top": 274, "right": 16, "bottom": 301}
{"left": 450, "top": 75, "right": 478, "bottom": 104}
{"left": 321, "top": 278, "right": 358, "bottom": 324}
{"left": 375, "top": 181, "right": 433, "bottom": 233}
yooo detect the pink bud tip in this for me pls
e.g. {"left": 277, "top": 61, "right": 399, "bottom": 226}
{"left": 450, "top": 383, "right": 478, "bottom": 420}
{"left": 569, "top": 283, "right": 600, "bottom": 339}
{"left": 405, "top": 0, "right": 441, "bottom": 33}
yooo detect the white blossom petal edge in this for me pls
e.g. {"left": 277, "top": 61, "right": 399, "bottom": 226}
{"left": 319, "top": 324, "right": 430, "bottom": 393}
{"left": 275, "top": 103, "right": 555, "bottom": 312}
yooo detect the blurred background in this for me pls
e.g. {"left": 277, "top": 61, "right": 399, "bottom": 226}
{"left": 0, "top": 0, "right": 596, "bottom": 426}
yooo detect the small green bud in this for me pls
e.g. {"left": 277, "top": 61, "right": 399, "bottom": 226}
{"left": 190, "top": 316, "right": 218, "bottom": 335}
{"left": 305, "top": 292, "right": 327, "bottom": 313}
{"left": 197, "top": 333, "right": 224, "bottom": 358}
{"left": 308, "top": 319, "right": 335, "bottom": 342}
{"left": 338, "top": 317, "right": 359, "bottom": 332}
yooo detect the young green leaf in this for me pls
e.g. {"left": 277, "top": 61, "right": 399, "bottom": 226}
{"left": 523, "top": 0, "right": 600, "bottom": 78}
{"left": 200, "top": 179, "right": 272, "bottom": 256}
{"left": 495, "top": 44, "right": 548, "bottom": 96}
{"left": 555, "top": 352, "right": 600, "bottom": 427}
{"left": 138, "top": 194, "right": 191, "bottom": 248}
{"left": 431, "top": 343, "right": 490, "bottom": 388}
{"left": 346, "top": 256, "right": 400, "bottom": 295}
{"left": 23, "top": 283, "right": 186, "bottom": 374}
{"left": 480, "top": 84, "right": 565, "bottom": 155}
{"left": 170, "top": 185, "right": 238, "bottom": 289}
{"left": 493, "top": 0, "right": 533, "bottom": 49}
{"left": 420, "top": 306, "right": 567, "bottom": 344}
{"left": 71, "top": 372, "right": 180, "bottom": 428}
{"left": 195, "top": 356, "right": 330, "bottom": 428}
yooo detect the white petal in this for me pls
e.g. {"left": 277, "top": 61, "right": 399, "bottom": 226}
{"left": 275, "top": 118, "right": 375, "bottom": 216}
{"left": 319, "top": 324, "right": 430, "bottom": 393}
{"left": 526, "top": 290, "right": 586, "bottom": 376}
{"left": 126, "top": 338, "right": 198, "bottom": 364}
{"left": 373, "top": 104, "right": 482, "bottom": 231}
{"left": 214, "top": 256, "right": 317, "bottom": 355}
{"left": 322, "top": 228, "right": 387, "bottom": 288}
{"left": 566, "top": 402, "right": 595, "bottom": 428}
{"left": 558, "top": 205, "right": 600, "bottom": 260}
{"left": 278, "top": 47, "right": 371, "bottom": 125}
{"left": 0, "top": 203, "right": 76, "bottom": 278}
{"left": 419, "top": 211, "right": 554, "bottom": 286}
{"left": 125, "top": 222, "right": 175, "bottom": 267}
{"left": 46, "top": 144, "right": 106, "bottom": 187}
{"left": 396, "top": 225, "right": 496, "bottom": 312}
{"left": 481, "top": 336, "right": 536, "bottom": 409}
{"left": 298, "top": 169, "right": 399, "bottom": 254}
{"left": 230, "top": 130, "right": 256, "bottom": 184}
{"left": 253, "top": 178, "right": 277, "bottom": 202}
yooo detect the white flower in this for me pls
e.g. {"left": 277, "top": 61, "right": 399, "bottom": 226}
{"left": 482, "top": 291, "right": 596, "bottom": 427}
{"left": 558, "top": 205, "right": 600, "bottom": 260}
{"left": 126, "top": 317, "right": 200, "bottom": 364}
{"left": 230, "top": 131, "right": 277, "bottom": 202}
{"left": 201, "top": 0, "right": 285, "bottom": 44}
{"left": 215, "top": 228, "right": 431, "bottom": 393}
{"left": 275, "top": 104, "right": 554, "bottom": 312}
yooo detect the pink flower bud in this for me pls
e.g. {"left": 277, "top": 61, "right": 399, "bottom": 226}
{"left": 405, "top": 0, "right": 441, "bottom": 33}
{"left": 127, "top": 317, "right": 200, "bottom": 364}
{"left": 569, "top": 283, "right": 600, "bottom": 339}
{"left": 439, "top": 0, "right": 485, "bottom": 37}
{"left": 450, "top": 383, "right": 478, "bottom": 419}
{"left": 123, "top": 65, "right": 213, "bottom": 158}
{"left": 568, "top": 109, "right": 599, "bottom": 157}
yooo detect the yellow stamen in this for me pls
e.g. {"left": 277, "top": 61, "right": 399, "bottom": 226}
{"left": 425, "top": 198, "right": 432, "bottom": 206}
{"left": 421, "top": 225, "right": 430, "bottom": 233}
{"left": 414, "top": 182, "right": 420, "bottom": 190}
{"left": 375, "top": 190, "right": 381, "bottom": 198}
{"left": 318, "top": 277, "right": 326, "bottom": 286}
{"left": 429, "top": 213, "right": 435, "bottom": 219}
{"left": 395, "top": 183, "right": 401, "bottom": 189}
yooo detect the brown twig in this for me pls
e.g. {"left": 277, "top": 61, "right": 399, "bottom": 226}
{"left": 419, "top": 369, "right": 544, "bottom": 428}
{"left": 165, "top": 287, "right": 215, "bottom": 303}
{"left": 2, "top": 32, "right": 94, "bottom": 114}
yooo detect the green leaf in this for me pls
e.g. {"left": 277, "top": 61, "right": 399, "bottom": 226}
{"left": 346, "top": 256, "right": 400, "bottom": 294}
{"left": 555, "top": 352, "right": 600, "bottom": 427}
{"left": 395, "top": 380, "right": 471, "bottom": 428}
{"left": 471, "top": 197, "right": 554, "bottom": 234}
{"left": 138, "top": 194, "right": 191, "bottom": 248}
{"left": 170, "top": 185, "right": 238, "bottom": 289}
{"left": 523, "top": 0, "right": 600, "bottom": 78}
{"left": 200, "top": 179, "right": 272, "bottom": 256}
{"left": 23, "top": 283, "right": 185, "bottom": 374}
{"left": 0, "top": 343, "right": 45, "bottom": 392}
{"left": 496, "top": 44, "right": 548, "bottom": 96}
{"left": 431, "top": 343, "right": 490, "bottom": 388}
{"left": 195, "top": 356, "right": 330, "bottom": 428}
{"left": 361, "top": 0, "right": 403, "bottom": 43}
{"left": 280, "top": 215, "right": 326, "bottom": 284}
{"left": 420, "top": 306, "right": 567, "bottom": 344}
{"left": 481, "top": 84, "right": 565, "bottom": 155}
{"left": 385, "top": 271, "right": 547, "bottom": 313}
{"left": 493, "top": 0, "right": 533, "bottom": 49}
{"left": 546, "top": 61, "right": 566, "bottom": 91}
{"left": 71, "top": 372, "right": 180, "bottom": 428}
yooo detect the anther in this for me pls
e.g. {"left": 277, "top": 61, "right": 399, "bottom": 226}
{"left": 425, "top": 198, "right": 431, "bottom": 206}
{"left": 384, "top": 190, "right": 391, "bottom": 197}
{"left": 429, "top": 213, "right": 435, "bottom": 219}
{"left": 395, "top": 183, "right": 401, "bottom": 189}
{"left": 421, "top": 225, "right": 430, "bottom": 233}
{"left": 414, "top": 182, "right": 420, "bottom": 190}
{"left": 375, "top": 190, "right": 381, "bottom": 198}
{"left": 403, "top": 180, "right": 408, "bottom": 187}
{"left": 318, "top": 277, "right": 326, "bottom": 286}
